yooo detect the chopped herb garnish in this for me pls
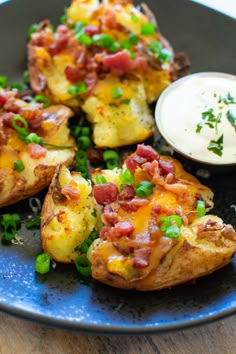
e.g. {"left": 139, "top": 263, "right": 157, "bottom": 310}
{"left": 196, "top": 108, "right": 222, "bottom": 133}
{"left": 0, "top": 75, "right": 7, "bottom": 88}
{"left": 207, "top": 134, "right": 224, "bottom": 156}
{"left": 141, "top": 23, "right": 155, "bottom": 35}
{"left": 14, "top": 160, "right": 25, "bottom": 172}
{"left": 218, "top": 92, "right": 236, "bottom": 105}
{"left": 74, "top": 20, "right": 87, "bottom": 33}
{"left": 35, "top": 253, "right": 51, "bottom": 274}
{"left": 226, "top": 110, "right": 236, "bottom": 130}
{"left": 10, "top": 83, "right": 23, "bottom": 93}
{"left": 149, "top": 40, "right": 162, "bottom": 54}
{"left": 67, "top": 82, "right": 87, "bottom": 96}
{"left": 34, "top": 94, "right": 51, "bottom": 108}
{"left": 75, "top": 32, "right": 92, "bottom": 46}
{"left": 112, "top": 87, "right": 123, "bottom": 99}
{"left": 60, "top": 7, "right": 68, "bottom": 23}
{"left": 131, "top": 14, "right": 139, "bottom": 23}
{"left": 27, "top": 23, "right": 39, "bottom": 40}
{"left": 158, "top": 48, "right": 172, "bottom": 62}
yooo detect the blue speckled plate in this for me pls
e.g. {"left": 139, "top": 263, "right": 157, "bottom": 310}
{"left": 0, "top": 0, "right": 235, "bottom": 334}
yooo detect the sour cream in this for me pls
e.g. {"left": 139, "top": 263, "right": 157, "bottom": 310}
{"left": 155, "top": 72, "right": 236, "bottom": 165}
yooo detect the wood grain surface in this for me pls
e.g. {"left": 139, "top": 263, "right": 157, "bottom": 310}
{"left": 0, "top": 312, "right": 235, "bottom": 354}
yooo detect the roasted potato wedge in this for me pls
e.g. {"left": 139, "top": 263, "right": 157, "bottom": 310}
{"left": 89, "top": 144, "right": 236, "bottom": 290}
{"left": 0, "top": 89, "right": 75, "bottom": 207}
{"left": 41, "top": 165, "right": 99, "bottom": 263}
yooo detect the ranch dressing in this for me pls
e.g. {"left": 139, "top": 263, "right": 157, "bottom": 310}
{"left": 155, "top": 72, "right": 236, "bottom": 165}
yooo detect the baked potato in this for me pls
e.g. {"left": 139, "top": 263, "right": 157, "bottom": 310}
{"left": 0, "top": 88, "right": 75, "bottom": 208}
{"left": 41, "top": 164, "right": 100, "bottom": 262}
{"left": 27, "top": 0, "right": 190, "bottom": 147}
{"left": 90, "top": 144, "right": 236, "bottom": 290}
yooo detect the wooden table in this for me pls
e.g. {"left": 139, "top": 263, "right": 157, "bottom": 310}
{"left": 0, "top": 312, "right": 235, "bottom": 353}
{"left": 1, "top": 1, "right": 236, "bottom": 353}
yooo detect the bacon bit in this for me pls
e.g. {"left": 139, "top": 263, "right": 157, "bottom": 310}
{"left": 0, "top": 94, "right": 7, "bottom": 106}
{"left": 100, "top": 221, "right": 134, "bottom": 241}
{"left": 132, "top": 55, "right": 149, "bottom": 71}
{"left": 102, "top": 51, "right": 132, "bottom": 75}
{"left": 136, "top": 144, "right": 160, "bottom": 162}
{"left": 133, "top": 247, "right": 151, "bottom": 268}
{"left": 31, "top": 33, "right": 47, "bottom": 47}
{"left": 61, "top": 186, "right": 80, "bottom": 203}
{"left": 103, "top": 9, "right": 117, "bottom": 30}
{"left": 93, "top": 182, "right": 119, "bottom": 205}
{"left": 159, "top": 159, "right": 175, "bottom": 175}
{"left": 142, "top": 160, "right": 159, "bottom": 176}
{"left": 118, "top": 184, "right": 136, "bottom": 201}
{"left": 64, "top": 65, "right": 83, "bottom": 83}
{"left": 103, "top": 205, "right": 119, "bottom": 225}
{"left": 85, "top": 25, "right": 101, "bottom": 36}
{"left": 27, "top": 143, "right": 47, "bottom": 159}
{"left": 119, "top": 197, "right": 149, "bottom": 212}
{"left": 1, "top": 112, "right": 15, "bottom": 128}
{"left": 84, "top": 71, "right": 98, "bottom": 97}
{"left": 49, "top": 32, "right": 71, "bottom": 56}
{"left": 125, "top": 156, "right": 138, "bottom": 174}
{"left": 86, "top": 148, "right": 103, "bottom": 164}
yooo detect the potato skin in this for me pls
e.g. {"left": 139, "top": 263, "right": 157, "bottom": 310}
{"left": 89, "top": 149, "right": 236, "bottom": 291}
{"left": 0, "top": 104, "right": 75, "bottom": 208}
{"left": 41, "top": 165, "right": 99, "bottom": 263}
{"left": 91, "top": 216, "right": 236, "bottom": 291}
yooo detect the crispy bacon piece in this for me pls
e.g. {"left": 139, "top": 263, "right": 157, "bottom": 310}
{"left": 159, "top": 159, "right": 175, "bottom": 175}
{"left": 61, "top": 186, "right": 80, "bottom": 202}
{"left": 100, "top": 221, "right": 134, "bottom": 241}
{"left": 102, "top": 50, "right": 132, "bottom": 75}
{"left": 64, "top": 65, "right": 83, "bottom": 83}
{"left": 93, "top": 182, "right": 119, "bottom": 205}
{"left": 133, "top": 247, "right": 151, "bottom": 268}
{"left": 136, "top": 144, "right": 160, "bottom": 162}
{"left": 27, "top": 143, "right": 47, "bottom": 159}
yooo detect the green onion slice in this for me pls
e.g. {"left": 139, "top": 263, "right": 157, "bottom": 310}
{"left": 196, "top": 200, "right": 206, "bottom": 217}
{"left": 10, "top": 83, "right": 23, "bottom": 93}
{"left": 35, "top": 253, "right": 51, "bottom": 274}
{"left": 112, "top": 87, "right": 123, "bottom": 99}
{"left": 12, "top": 115, "right": 29, "bottom": 136}
{"left": 0, "top": 75, "right": 8, "bottom": 88}
{"left": 141, "top": 23, "right": 155, "bottom": 35}
{"left": 26, "top": 215, "right": 41, "bottom": 229}
{"left": 119, "top": 169, "right": 135, "bottom": 184}
{"left": 25, "top": 132, "right": 43, "bottom": 145}
{"left": 34, "top": 95, "right": 51, "bottom": 108}
{"left": 135, "top": 181, "right": 155, "bottom": 198}
{"left": 95, "top": 175, "right": 107, "bottom": 184}
{"left": 103, "top": 150, "right": 119, "bottom": 162}
{"left": 75, "top": 257, "right": 91, "bottom": 277}
{"left": 166, "top": 225, "right": 181, "bottom": 239}
{"left": 14, "top": 160, "right": 25, "bottom": 172}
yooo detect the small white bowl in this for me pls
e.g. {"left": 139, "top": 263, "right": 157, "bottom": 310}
{"left": 155, "top": 72, "right": 236, "bottom": 170}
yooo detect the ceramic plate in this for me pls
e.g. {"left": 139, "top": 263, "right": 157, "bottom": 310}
{"left": 0, "top": 0, "right": 235, "bottom": 334}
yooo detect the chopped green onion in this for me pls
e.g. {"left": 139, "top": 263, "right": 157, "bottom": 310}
{"left": 141, "top": 23, "right": 155, "bottom": 35}
{"left": 60, "top": 7, "right": 68, "bottom": 23}
{"left": 14, "top": 160, "right": 25, "bottom": 172}
{"left": 75, "top": 32, "right": 92, "bottom": 45}
{"left": 74, "top": 20, "right": 87, "bottom": 33}
{"left": 23, "top": 70, "right": 30, "bottom": 86}
{"left": 12, "top": 115, "right": 28, "bottom": 136}
{"left": 26, "top": 215, "right": 41, "bottom": 229}
{"left": 135, "top": 181, "right": 155, "bottom": 198}
{"left": 95, "top": 175, "right": 107, "bottom": 184}
{"left": 27, "top": 23, "right": 39, "bottom": 40}
{"left": 34, "top": 94, "right": 51, "bottom": 108}
{"left": 75, "top": 149, "right": 87, "bottom": 164}
{"left": 0, "top": 75, "right": 8, "bottom": 88}
{"left": 112, "top": 87, "right": 123, "bottom": 99}
{"left": 121, "top": 40, "right": 131, "bottom": 50}
{"left": 77, "top": 136, "right": 92, "bottom": 149}
{"left": 75, "top": 257, "right": 91, "bottom": 277}
{"left": 166, "top": 225, "right": 181, "bottom": 239}
{"left": 70, "top": 125, "right": 81, "bottom": 138}
{"left": 67, "top": 82, "right": 87, "bottom": 97}
{"left": 106, "top": 159, "right": 119, "bottom": 170}
{"left": 158, "top": 215, "right": 182, "bottom": 232}
{"left": 168, "top": 215, "right": 182, "bottom": 228}
{"left": 10, "top": 83, "right": 23, "bottom": 93}
{"left": 149, "top": 40, "right": 162, "bottom": 54}
{"left": 158, "top": 48, "right": 172, "bottom": 62}
{"left": 93, "top": 33, "right": 114, "bottom": 47}
{"left": 196, "top": 200, "right": 206, "bottom": 217}
{"left": 80, "top": 126, "right": 90, "bottom": 137}
{"left": 131, "top": 14, "right": 139, "bottom": 23}
{"left": 120, "top": 99, "right": 131, "bottom": 105}
{"left": 0, "top": 213, "right": 21, "bottom": 241}
{"left": 128, "top": 33, "right": 138, "bottom": 45}
{"left": 35, "top": 253, "right": 51, "bottom": 274}
{"left": 109, "top": 41, "right": 120, "bottom": 53}
{"left": 119, "top": 168, "right": 135, "bottom": 184}
{"left": 79, "top": 238, "right": 92, "bottom": 254}
{"left": 25, "top": 132, "right": 43, "bottom": 145}
{"left": 103, "top": 150, "right": 119, "bottom": 162}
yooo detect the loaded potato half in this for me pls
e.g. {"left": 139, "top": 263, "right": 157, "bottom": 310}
{"left": 0, "top": 88, "right": 75, "bottom": 207}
